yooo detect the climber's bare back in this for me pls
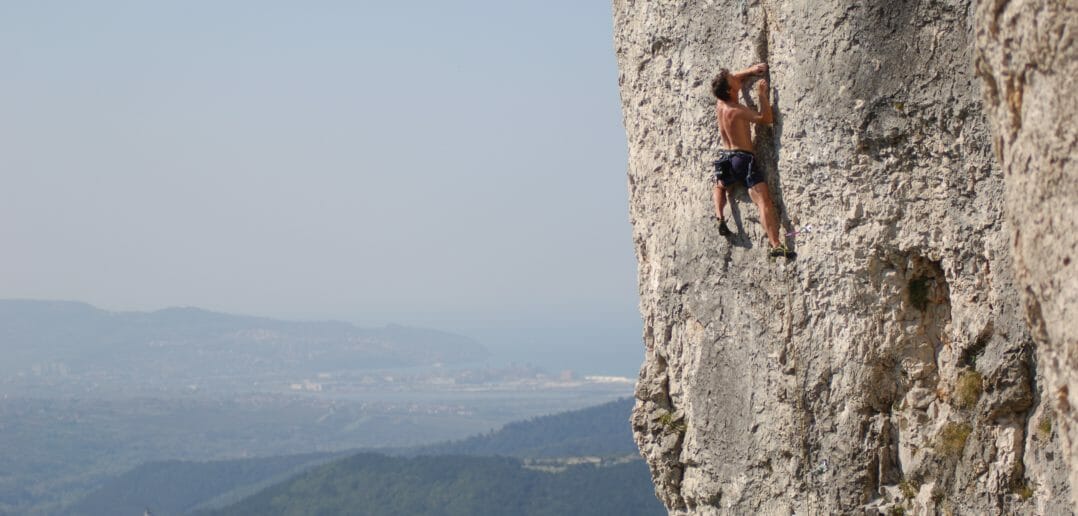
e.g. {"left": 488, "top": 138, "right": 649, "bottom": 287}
{"left": 716, "top": 100, "right": 756, "bottom": 152}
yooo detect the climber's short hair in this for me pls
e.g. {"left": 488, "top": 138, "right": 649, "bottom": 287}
{"left": 711, "top": 69, "right": 732, "bottom": 101}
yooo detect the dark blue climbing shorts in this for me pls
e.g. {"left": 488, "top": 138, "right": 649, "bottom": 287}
{"left": 712, "top": 150, "right": 765, "bottom": 188}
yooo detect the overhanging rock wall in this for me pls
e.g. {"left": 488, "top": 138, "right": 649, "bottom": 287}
{"left": 614, "top": 0, "right": 1073, "bottom": 513}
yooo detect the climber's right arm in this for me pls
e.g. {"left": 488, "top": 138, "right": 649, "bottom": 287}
{"left": 755, "top": 79, "right": 773, "bottom": 125}
{"left": 732, "top": 81, "right": 773, "bottom": 126}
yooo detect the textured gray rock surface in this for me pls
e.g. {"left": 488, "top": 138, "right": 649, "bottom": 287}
{"left": 614, "top": 0, "right": 1073, "bottom": 513}
{"left": 975, "top": 0, "right": 1078, "bottom": 508}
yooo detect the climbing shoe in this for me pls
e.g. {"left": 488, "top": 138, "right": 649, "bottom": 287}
{"left": 768, "top": 244, "right": 796, "bottom": 259}
{"left": 717, "top": 217, "right": 732, "bottom": 236}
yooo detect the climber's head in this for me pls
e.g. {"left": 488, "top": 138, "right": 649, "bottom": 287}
{"left": 712, "top": 69, "right": 734, "bottom": 101}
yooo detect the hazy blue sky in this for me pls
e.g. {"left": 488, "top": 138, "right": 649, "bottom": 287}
{"left": 1, "top": 2, "right": 639, "bottom": 371}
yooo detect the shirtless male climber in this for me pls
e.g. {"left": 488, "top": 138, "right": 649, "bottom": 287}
{"left": 711, "top": 63, "right": 793, "bottom": 258}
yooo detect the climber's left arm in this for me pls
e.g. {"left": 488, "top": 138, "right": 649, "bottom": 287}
{"left": 732, "top": 63, "right": 768, "bottom": 81}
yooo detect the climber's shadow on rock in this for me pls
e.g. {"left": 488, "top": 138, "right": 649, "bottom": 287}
{"left": 722, "top": 189, "right": 754, "bottom": 250}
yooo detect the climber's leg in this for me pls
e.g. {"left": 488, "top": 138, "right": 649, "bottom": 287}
{"left": 714, "top": 184, "right": 735, "bottom": 236}
{"left": 748, "top": 182, "right": 781, "bottom": 248}
{"left": 713, "top": 182, "right": 728, "bottom": 220}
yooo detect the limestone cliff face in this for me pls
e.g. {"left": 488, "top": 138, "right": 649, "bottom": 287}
{"left": 975, "top": 0, "right": 1078, "bottom": 508}
{"left": 614, "top": 0, "right": 1072, "bottom": 513}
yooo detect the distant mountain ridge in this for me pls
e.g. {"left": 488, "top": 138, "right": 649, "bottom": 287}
{"left": 0, "top": 300, "right": 488, "bottom": 378}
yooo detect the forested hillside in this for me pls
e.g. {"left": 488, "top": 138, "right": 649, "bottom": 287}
{"left": 66, "top": 453, "right": 341, "bottom": 516}
{"left": 205, "top": 454, "right": 661, "bottom": 516}
{"left": 66, "top": 398, "right": 650, "bottom": 515}
{"left": 407, "top": 397, "right": 636, "bottom": 457}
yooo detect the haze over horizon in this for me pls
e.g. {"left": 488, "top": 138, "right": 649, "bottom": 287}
{"left": 0, "top": 4, "right": 652, "bottom": 514}
{"left": 1, "top": 1, "right": 640, "bottom": 363}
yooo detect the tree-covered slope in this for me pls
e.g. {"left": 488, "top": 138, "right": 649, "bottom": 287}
{"left": 66, "top": 398, "right": 644, "bottom": 516}
{"left": 66, "top": 453, "right": 340, "bottom": 516}
{"left": 206, "top": 454, "right": 662, "bottom": 516}
{"left": 407, "top": 397, "right": 636, "bottom": 458}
